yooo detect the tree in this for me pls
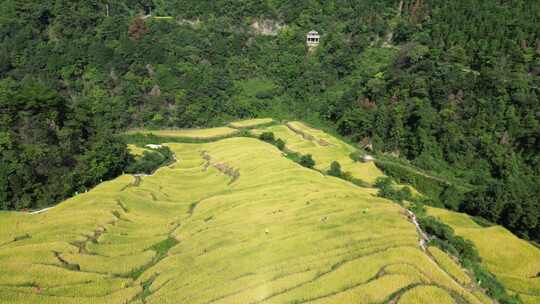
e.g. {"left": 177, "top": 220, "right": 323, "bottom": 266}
{"left": 440, "top": 185, "right": 464, "bottom": 211}
{"left": 275, "top": 138, "right": 286, "bottom": 151}
{"left": 299, "top": 154, "right": 315, "bottom": 169}
{"left": 327, "top": 161, "right": 342, "bottom": 177}
{"left": 73, "top": 132, "right": 131, "bottom": 189}
{"left": 259, "top": 132, "right": 275, "bottom": 143}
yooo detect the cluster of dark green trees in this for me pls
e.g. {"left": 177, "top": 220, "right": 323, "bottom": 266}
{"left": 0, "top": 1, "right": 538, "bottom": 241}
{"left": 0, "top": 79, "right": 131, "bottom": 209}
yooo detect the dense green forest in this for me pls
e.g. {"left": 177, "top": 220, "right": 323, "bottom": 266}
{"left": 0, "top": 1, "right": 539, "bottom": 241}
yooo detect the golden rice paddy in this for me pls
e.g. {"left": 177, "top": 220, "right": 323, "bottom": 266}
{"left": 229, "top": 118, "right": 274, "bottom": 128}
{"left": 427, "top": 207, "right": 540, "bottom": 304}
{"left": 0, "top": 124, "right": 499, "bottom": 303}
{"left": 126, "top": 127, "right": 238, "bottom": 139}
{"left": 253, "top": 121, "right": 384, "bottom": 184}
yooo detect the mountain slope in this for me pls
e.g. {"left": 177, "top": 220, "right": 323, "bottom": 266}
{"left": 427, "top": 207, "right": 540, "bottom": 304}
{"left": 0, "top": 127, "right": 490, "bottom": 304}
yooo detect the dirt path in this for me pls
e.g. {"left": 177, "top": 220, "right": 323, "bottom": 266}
{"left": 30, "top": 207, "right": 55, "bottom": 215}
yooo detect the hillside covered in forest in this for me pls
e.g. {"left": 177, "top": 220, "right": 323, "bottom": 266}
{"left": 0, "top": 0, "right": 539, "bottom": 265}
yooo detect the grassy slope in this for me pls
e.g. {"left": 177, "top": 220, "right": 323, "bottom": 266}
{"left": 0, "top": 128, "right": 489, "bottom": 303}
{"left": 427, "top": 207, "right": 540, "bottom": 304}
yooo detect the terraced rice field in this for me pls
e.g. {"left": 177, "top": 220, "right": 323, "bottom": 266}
{"left": 127, "top": 127, "right": 239, "bottom": 139}
{"left": 428, "top": 246, "right": 471, "bottom": 285}
{"left": 229, "top": 118, "right": 274, "bottom": 129}
{"left": 0, "top": 127, "right": 491, "bottom": 303}
{"left": 253, "top": 121, "right": 385, "bottom": 184}
{"left": 427, "top": 207, "right": 540, "bottom": 304}
{"left": 398, "top": 285, "right": 456, "bottom": 304}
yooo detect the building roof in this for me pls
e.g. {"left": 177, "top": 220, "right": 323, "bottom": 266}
{"left": 307, "top": 30, "right": 319, "bottom": 36}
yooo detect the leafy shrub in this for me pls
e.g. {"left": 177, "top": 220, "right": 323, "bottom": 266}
{"left": 452, "top": 235, "right": 481, "bottom": 263}
{"left": 349, "top": 151, "right": 363, "bottom": 162}
{"left": 275, "top": 138, "right": 286, "bottom": 151}
{"left": 299, "top": 154, "right": 315, "bottom": 168}
{"left": 322, "top": 160, "right": 369, "bottom": 187}
{"left": 429, "top": 239, "right": 460, "bottom": 258}
{"left": 410, "top": 202, "right": 427, "bottom": 216}
{"left": 284, "top": 151, "right": 299, "bottom": 162}
{"left": 374, "top": 177, "right": 413, "bottom": 203}
{"left": 327, "top": 161, "right": 343, "bottom": 177}
{"left": 374, "top": 176, "right": 391, "bottom": 189}
{"left": 259, "top": 132, "right": 275, "bottom": 143}
{"left": 258, "top": 132, "right": 286, "bottom": 151}
{"left": 418, "top": 216, "right": 455, "bottom": 241}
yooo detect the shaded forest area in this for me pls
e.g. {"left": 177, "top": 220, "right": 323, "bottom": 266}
{"left": 0, "top": 1, "right": 539, "bottom": 241}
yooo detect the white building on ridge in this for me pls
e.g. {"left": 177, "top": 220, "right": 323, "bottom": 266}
{"left": 307, "top": 30, "right": 320, "bottom": 46}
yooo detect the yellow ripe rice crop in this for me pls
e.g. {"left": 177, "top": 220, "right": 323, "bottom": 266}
{"left": 255, "top": 122, "right": 384, "bottom": 184}
{"left": 0, "top": 285, "right": 141, "bottom": 304}
{"left": 398, "top": 285, "right": 456, "bottom": 304}
{"left": 43, "top": 278, "right": 132, "bottom": 297}
{"left": 429, "top": 246, "right": 472, "bottom": 285}
{"left": 229, "top": 118, "right": 274, "bottom": 128}
{"left": 60, "top": 251, "right": 155, "bottom": 276}
{"left": 0, "top": 125, "right": 497, "bottom": 304}
{"left": 428, "top": 207, "right": 540, "bottom": 303}
{"left": 127, "top": 126, "right": 239, "bottom": 139}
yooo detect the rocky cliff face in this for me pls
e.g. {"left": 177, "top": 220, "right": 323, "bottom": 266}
{"left": 250, "top": 19, "right": 285, "bottom": 36}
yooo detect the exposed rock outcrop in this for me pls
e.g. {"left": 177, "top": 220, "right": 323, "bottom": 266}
{"left": 250, "top": 19, "right": 285, "bottom": 36}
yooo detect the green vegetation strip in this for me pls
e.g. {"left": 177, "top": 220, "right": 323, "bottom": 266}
{"left": 414, "top": 205, "right": 522, "bottom": 304}
{"left": 129, "top": 237, "right": 179, "bottom": 302}
{"left": 375, "top": 159, "right": 472, "bottom": 202}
